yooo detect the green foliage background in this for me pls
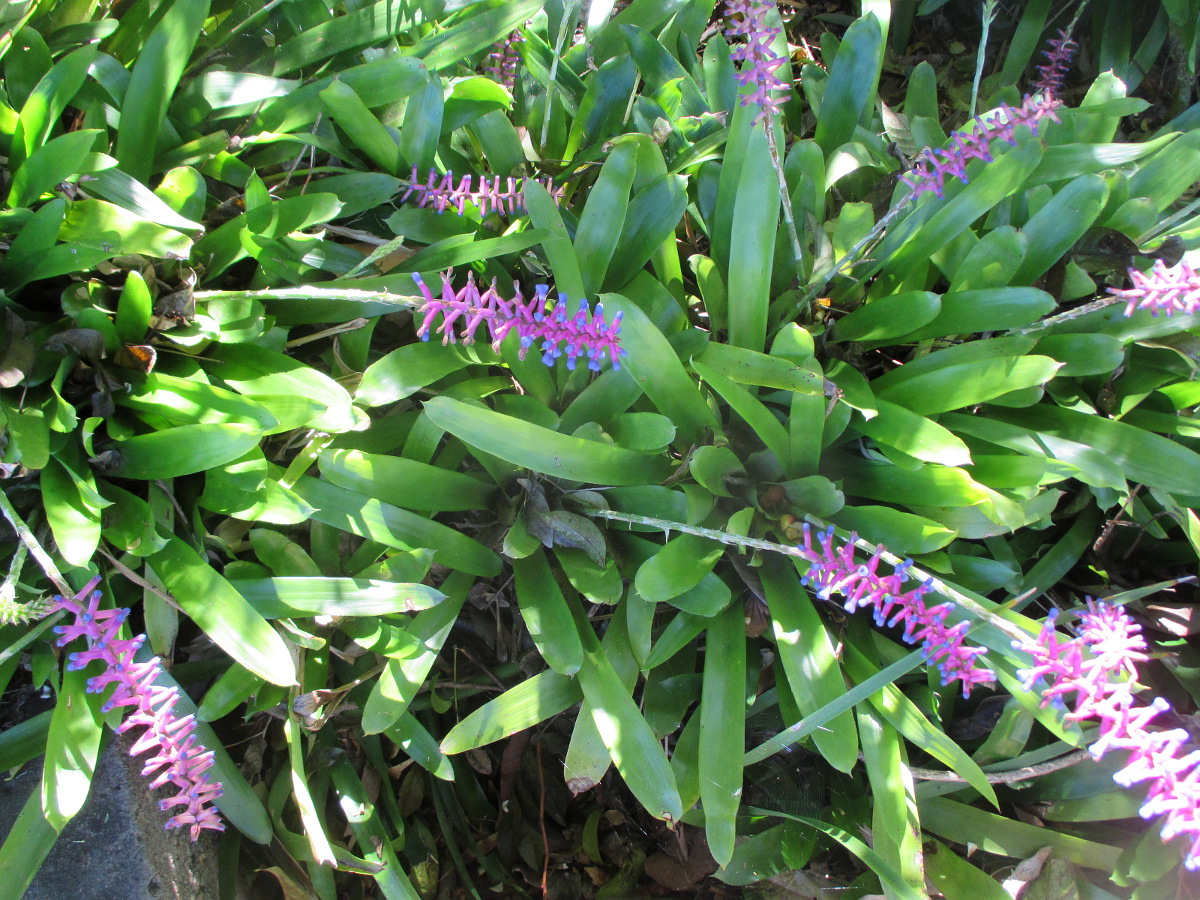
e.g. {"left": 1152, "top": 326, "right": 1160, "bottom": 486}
{"left": 1, "top": 0, "right": 1199, "bottom": 897}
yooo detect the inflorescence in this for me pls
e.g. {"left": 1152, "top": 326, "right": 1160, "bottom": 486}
{"left": 724, "top": 0, "right": 789, "bottom": 124}
{"left": 412, "top": 270, "right": 625, "bottom": 371}
{"left": 484, "top": 30, "right": 524, "bottom": 90}
{"left": 1016, "top": 601, "right": 1200, "bottom": 870}
{"left": 1109, "top": 259, "right": 1200, "bottom": 318}
{"left": 901, "top": 92, "right": 1062, "bottom": 200}
{"left": 796, "top": 523, "right": 994, "bottom": 696}
{"left": 400, "top": 165, "right": 564, "bottom": 217}
{"left": 1032, "top": 29, "right": 1079, "bottom": 97}
{"left": 902, "top": 29, "right": 1076, "bottom": 200}
{"left": 52, "top": 579, "right": 224, "bottom": 841}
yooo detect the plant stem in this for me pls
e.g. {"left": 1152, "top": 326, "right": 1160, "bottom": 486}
{"left": 764, "top": 123, "right": 805, "bottom": 287}
{"left": 969, "top": 1, "right": 999, "bottom": 119}
{"left": 0, "top": 488, "right": 70, "bottom": 595}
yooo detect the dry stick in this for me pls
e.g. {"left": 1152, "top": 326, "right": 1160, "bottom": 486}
{"left": 0, "top": 487, "right": 70, "bottom": 596}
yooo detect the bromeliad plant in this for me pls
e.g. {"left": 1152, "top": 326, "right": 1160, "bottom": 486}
{"left": 4, "top": 0, "right": 1200, "bottom": 898}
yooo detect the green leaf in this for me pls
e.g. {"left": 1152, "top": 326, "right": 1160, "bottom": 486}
{"left": 875, "top": 355, "right": 1062, "bottom": 415}
{"left": 8, "top": 128, "right": 99, "bottom": 208}
{"left": 41, "top": 459, "right": 100, "bottom": 567}
{"left": 597, "top": 295, "right": 716, "bottom": 445}
{"left": 699, "top": 603, "right": 746, "bottom": 866}
{"left": 856, "top": 707, "right": 925, "bottom": 892}
{"left": 813, "top": 13, "right": 885, "bottom": 155}
{"left": 384, "top": 714, "right": 455, "bottom": 781}
{"left": 564, "top": 54, "right": 637, "bottom": 161}
{"left": 231, "top": 577, "right": 444, "bottom": 618}
{"left": 293, "top": 477, "right": 500, "bottom": 577}
{"left": 512, "top": 550, "right": 585, "bottom": 676}
{"left": 58, "top": 199, "right": 192, "bottom": 259}
{"left": 11, "top": 43, "right": 98, "bottom": 171}
{"left": 575, "top": 139, "right": 637, "bottom": 296}
{"left": 760, "top": 557, "right": 859, "bottom": 772}
{"left": 270, "top": 1, "right": 419, "bottom": 75}
{"left": 320, "top": 449, "right": 495, "bottom": 512}
{"left": 990, "top": 405, "right": 1200, "bottom": 495}
{"left": 115, "top": 270, "right": 152, "bottom": 344}
{"left": 441, "top": 670, "right": 583, "bottom": 754}
{"left": 572, "top": 595, "right": 683, "bottom": 823}
{"left": 1010, "top": 174, "right": 1109, "bottom": 284}
{"left": 830, "top": 291, "right": 941, "bottom": 342}
{"left": 744, "top": 807, "right": 927, "bottom": 900}
{"left": 111, "top": 423, "right": 262, "bottom": 480}
{"left": 695, "top": 341, "right": 823, "bottom": 393}
{"left": 879, "top": 139, "right": 1045, "bottom": 292}
{"left": 892, "top": 288, "right": 1056, "bottom": 342}
{"left": 833, "top": 505, "right": 956, "bottom": 555}
{"left": 210, "top": 343, "right": 359, "bottom": 434}
{"left": 603, "top": 174, "right": 690, "bottom": 294}
{"left": 149, "top": 537, "right": 298, "bottom": 686}
{"left": 0, "top": 788, "right": 60, "bottom": 899}
{"left": 524, "top": 180, "right": 585, "bottom": 302}
{"left": 320, "top": 80, "right": 401, "bottom": 175}
{"left": 357, "top": 341, "right": 476, "bottom": 407}
{"left": 255, "top": 55, "right": 430, "bottom": 134}
{"left": 361, "top": 573, "right": 469, "bottom": 734}
{"left": 42, "top": 666, "right": 102, "bottom": 829}
{"left": 115, "top": 0, "right": 211, "bottom": 181}
{"left": 116, "top": 372, "right": 279, "bottom": 430}
{"left": 854, "top": 399, "right": 973, "bottom": 467}
{"left": 411, "top": 0, "right": 543, "bottom": 72}
{"left": 423, "top": 397, "right": 671, "bottom": 486}
{"left": 845, "top": 644, "right": 997, "bottom": 806}
{"left": 635, "top": 534, "right": 724, "bottom": 603}
{"left": 725, "top": 128, "right": 777, "bottom": 352}
{"left": 920, "top": 796, "right": 1121, "bottom": 870}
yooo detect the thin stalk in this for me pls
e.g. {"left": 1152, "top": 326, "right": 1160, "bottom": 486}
{"left": 0, "top": 488, "right": 70, "bottom": 596}
{"left": 784, "top": 199, "right": 912, "bottom": 325}
{"left": 764, "top": 123, "right": 805, "bottom": 285}
{"left": 969, "top": 1, "right": 1000, "bottom": 119}
{"left": 194, "top": 286, "right": 417, "bottom": 306}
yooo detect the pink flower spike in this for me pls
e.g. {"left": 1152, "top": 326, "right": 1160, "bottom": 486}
{"left": 1015, "top": 599, "right": 1200, "bottom": 872}
{"left": 1109, "top": 259, "right": 1200, "bottom": 318}
{"left": 51, "top": 583, "right": 223, "bottom": 841}
{"left": 724, "top": 0, "right": 789, "bottom": 125}
{"left": 411, "top": 272, "right": 625, "bottom": 371}
{"left": 795, "top": 525, "right": 993, "bottom": 696}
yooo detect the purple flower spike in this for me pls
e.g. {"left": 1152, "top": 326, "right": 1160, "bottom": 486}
{"left": 902, "top": 92, "right": 1061, "bottom": 200}
{"left": 1109, "top": 259, "right": 1200, "bottom": 318}
{"left": 795, "top": 524, "right": 994, "bottom": 696}
{"left": 724, "top": 0, "right": 789, "bottom": 125}
{"left": 51, "top": 579, "right": 224, "bottom": 841}
{"left": 484, "top": 29, "right": 525, "bottom": 90}
{"left": 1032, "top": 29, "right": 1078, "bottom": 97}
{"left": 1015, "top": 600, "right": 1200, "bottom": 871}
{"left": 412, "top": 270, "right": 626, "bottom": 371}
{"left": 400, "top": 165, "right": 564, "bottom": 217}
